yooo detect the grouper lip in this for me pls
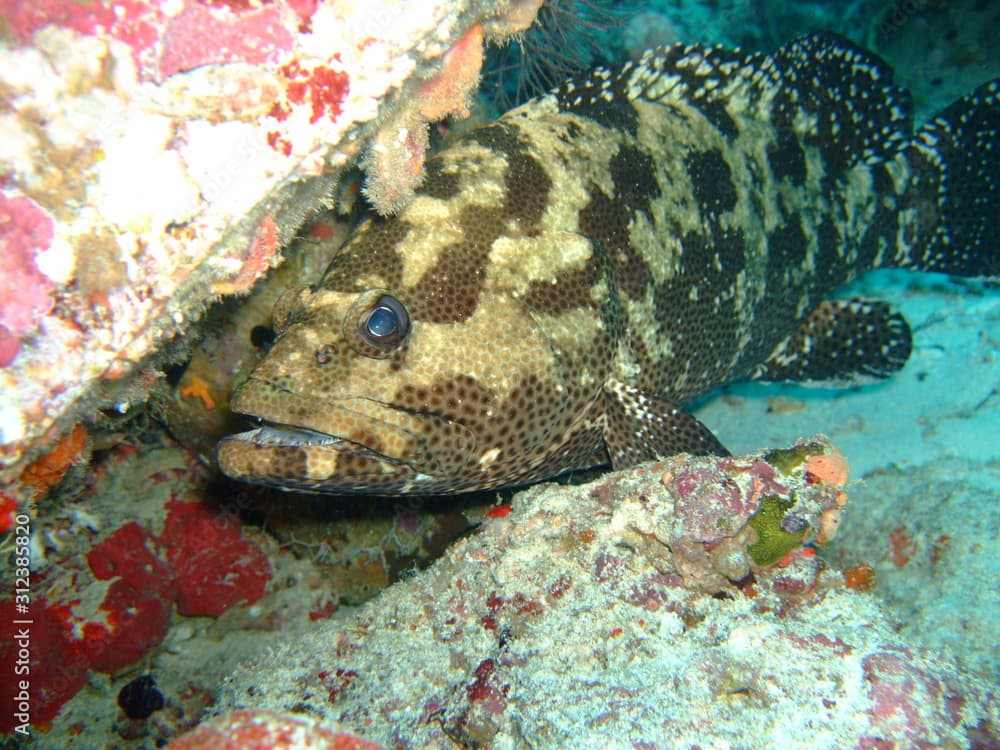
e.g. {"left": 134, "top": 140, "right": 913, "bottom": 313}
{"left": 225, "top": 421, "right": 410, "bottom": 468}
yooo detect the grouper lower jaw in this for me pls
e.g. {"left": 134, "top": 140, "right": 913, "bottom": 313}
{"left": 219, "top": 375, "right": 475, "bottom": 492}
{"left": 217, "top": 427, "right": 435, "bottom": 494}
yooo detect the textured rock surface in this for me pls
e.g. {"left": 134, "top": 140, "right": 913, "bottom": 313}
{"left": 212, "top": 439, "right": 997, "bottom": 748}
{"left": 827, "top": 457, "right": 1000, "bottom": 685}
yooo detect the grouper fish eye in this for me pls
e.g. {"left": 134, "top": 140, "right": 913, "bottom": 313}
{"left": 359, "top": 295, "right": 410, "bottom": 349}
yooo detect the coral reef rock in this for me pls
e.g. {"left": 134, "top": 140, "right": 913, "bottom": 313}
{"left": 212, "top": 437, "right": 996, "bottom": 748}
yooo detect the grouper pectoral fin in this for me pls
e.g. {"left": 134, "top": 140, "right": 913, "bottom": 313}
{"left": 602, "top": 380, "right": 730, "bottom": 469}
{"left": 749, "top": 298, "right": 913, "bottom": 386}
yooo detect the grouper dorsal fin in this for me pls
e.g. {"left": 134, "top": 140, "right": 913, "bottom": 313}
{"left": 602, "top": 381, "right": 729, "bottom": 469}
{"left": 765, "top": 32, "right": 914, "bottom": 169}
{"left": 749, "top": 298, "right": 912, "bottom": 386}
{"left": 617, "top": 32, "right": 914, "bottom": 171}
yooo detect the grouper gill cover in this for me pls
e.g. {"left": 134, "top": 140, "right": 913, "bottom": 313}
{"left": 218, "top": 32, "right": 999, "bottom": 494}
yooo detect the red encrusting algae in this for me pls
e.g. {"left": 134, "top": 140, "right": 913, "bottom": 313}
{"left": 0, "top": 497, "right": 272, "bottom": 731}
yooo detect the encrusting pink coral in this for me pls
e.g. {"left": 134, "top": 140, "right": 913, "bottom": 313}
{"left": 2, "top": 0, "right": 316, "bottom": 82}
{"left": 805, "top": 449, "right": 849, "bottom": 486}
{"left": 0, "top": 193, "right": 55, "bottom": 368}
{"left": 157, "top": 3, "right": 298, "bottom": 80}
{"left": 165, "top": 709, "right": 385, "bottom": 750}
{"left": 362, "top": 23, "right": 486, "bottom": 214}
{"left": 211, "top": 215, "right": 282, "bottom": 296}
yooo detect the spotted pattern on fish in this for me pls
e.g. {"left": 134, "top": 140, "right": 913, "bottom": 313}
{"left": 219, "top": 33, "right": 999, "bottom": 494}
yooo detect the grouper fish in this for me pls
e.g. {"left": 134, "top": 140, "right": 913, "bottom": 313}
{"left": 218, "top": 33, "right": 999, "bottom": 494}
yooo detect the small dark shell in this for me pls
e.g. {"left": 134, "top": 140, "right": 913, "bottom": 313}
{"left": 117, "top": 674, "right": 165, "bottom": 720}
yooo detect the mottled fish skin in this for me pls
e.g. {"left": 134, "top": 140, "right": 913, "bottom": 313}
{"left": 219, "top": 33, "right": 999, "bottom": 494}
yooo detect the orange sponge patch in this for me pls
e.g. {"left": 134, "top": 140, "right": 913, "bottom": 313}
{"left": 805, "top": 449, "right": 849, "bottom": 486}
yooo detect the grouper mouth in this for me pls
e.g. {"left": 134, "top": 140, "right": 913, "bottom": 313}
{"left": 233, "top": 422, "right": 356, "bottom": 449}
{"left": 224, "top": 421, "right": 412, "bottom": 466}
{"left": 215, "top": 378, "right": 479, "bottom": 493}
{"left": 217, "top": 419, "right": 429, "bottom": 493}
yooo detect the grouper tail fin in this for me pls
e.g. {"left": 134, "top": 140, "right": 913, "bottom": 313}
{"left": 897, "top": 80, "right": 1000, "bottom": 278}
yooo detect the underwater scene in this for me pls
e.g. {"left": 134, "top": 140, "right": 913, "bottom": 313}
{"left": 0, "top": 0, "right": 997, "bottom": 747}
